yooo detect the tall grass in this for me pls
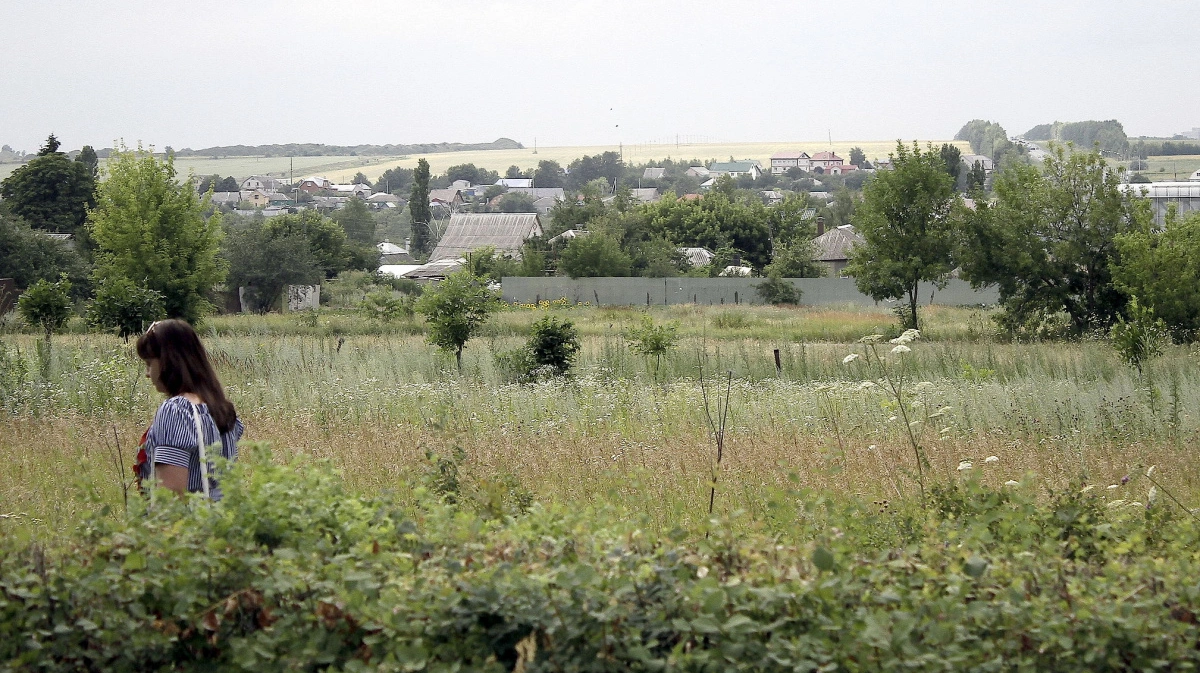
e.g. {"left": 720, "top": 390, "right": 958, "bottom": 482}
{"left": 3, "top": 308, "right": 1199, "bottom": 541}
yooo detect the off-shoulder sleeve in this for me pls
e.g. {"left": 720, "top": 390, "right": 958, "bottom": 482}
{"left": 146, "top": 398, "right": 198, "bottom": 468}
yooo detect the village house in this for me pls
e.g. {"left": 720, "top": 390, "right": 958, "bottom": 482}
{"left": 811, "top": 223, "right": 864, "bottom": 277}
{"left": 642, "top": 167, "right": 666, "bottom": 180}
{"left": 769, "top": 151, "right": 812, "bottom": 174}
{"left": 428, "top": 188, "right": 465, "bottom": 211}
{"left": 685, "top": 166, "right": 711, "bottom": 179}
{"left": 428, "top": 212, "right": 543, "bottom": 261}
{"left": 298, "top": 176, "right": 332, "bottom": 193}
{"left": 707, "top": 160, "right": 762, "bottom": 180}
{"left": 240, "top": 189, "right": 271, "bottom": 208}
{"left": 495, "top": 178, "right": 533, "bottom": 188}
{"left": 241, "top": 175, "right": 285, "bottom": 192}
{"left": 809, "top": 152, "right": 844, "bottom": 173}
{"left": 367, "top": 192, "right": 402, "bottom": 209}
{"left": 960, "top": 154, "right": 994, "bottom": 174}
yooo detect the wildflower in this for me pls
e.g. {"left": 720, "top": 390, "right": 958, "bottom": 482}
{"left": 984, "top": 455, "right": 999, "bottom": 464}
{"left": 912, "top": 381, "right": 934, "bottom": 393}
{"left": 937, "top": 406, "right": 953, "bottom": 415}
{"left": 1004, "top": 480, "right": 1020, "bottom": 487}
{"left": 1107, "top": 484, "right": 1119, "bottom": 490}
{"left": 858, "top": 381, "right": 876, "bottom": 390}
{"left": 1080, "top": 485, "right": 1095, "bottom": 493}
{"left": 843, "top": 353, "right": 860, "bottom": 364}
{"left": 888, "top": 415, "right": 898, "bottom": 422}
{"left": 1148, "top": 486, "right": 1158, "bottom": 505}
{"left": 696, "top": 566, "right": 709, "bottom": 579}
{"left": 868, "top": 444, "right": 877, "bottom": 451}
{"left": 890, "top": 344, "right": 912, "bottom": 355}
{"left": 889, "top": 329, "right": 920, "bottom": 345}
{"left": 1145, "top": 465, "right": 1156, "bottom": 478}
{"left": 858, "top": 334, "right": 886, "bottom": 343}
{"left": 1121, "top": 474, "right": 1131, "bottom": 485}
{"left": 957, "top": 460, "right": 973, "bottom": 471}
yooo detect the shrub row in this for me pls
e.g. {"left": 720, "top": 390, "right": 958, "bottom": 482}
{"left": 3, "top": 449, "right": 1200, "bottom": 672}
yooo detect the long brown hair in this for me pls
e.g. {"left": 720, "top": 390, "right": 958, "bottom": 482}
{"left": 136, "top": 319, "right": 237, "bottom": 432}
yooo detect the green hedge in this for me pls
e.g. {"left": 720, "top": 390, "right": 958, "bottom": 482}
{"left": 3, "top": 449, "right": 1200, "bottom": 672}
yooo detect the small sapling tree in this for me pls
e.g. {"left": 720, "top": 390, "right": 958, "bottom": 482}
{"left": 526, "top": 315, "right": 581, "bottom": 377}
{"left": 624, "top": 314, "right": 679, "bottom": 381}
{"left": 416, "top": 271, "right": 501, "bottom": 369}
{"left": 85, "top": 278, "right": 166, "bottom": 341}
{"left": 18, "top": 277, "right": 73, "bottom": 345}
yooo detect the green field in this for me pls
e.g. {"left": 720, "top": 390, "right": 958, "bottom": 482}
{"left": 0, "top": 139, "right": 966, "bottom": 185}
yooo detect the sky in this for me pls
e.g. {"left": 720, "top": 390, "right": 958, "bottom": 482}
{"left": 3, "top": 0, "right": 1198, "bottom": 153}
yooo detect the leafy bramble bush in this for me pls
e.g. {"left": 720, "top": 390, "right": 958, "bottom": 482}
{"left": 358, "top": 290, "right": 412, "bottom": 323}
{"left": 525, "top": 316, "right": 580, "bottom": 376}
{"left": 4, "top": 453, "right": 1200, "bottom": 671}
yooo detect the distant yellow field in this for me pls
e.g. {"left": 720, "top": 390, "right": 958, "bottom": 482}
{"left": 0, "top": 139, "right": 967, "bottom": 184}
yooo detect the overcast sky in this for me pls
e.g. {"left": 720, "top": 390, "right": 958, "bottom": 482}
{"left": 3, "top": 0, "right": 1197, "bottom": 152}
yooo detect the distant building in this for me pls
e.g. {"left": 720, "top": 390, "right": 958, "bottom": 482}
{"left": 642, "top": 167, "right": 666, "bottom": 180}
{"left": 209, "top": 191, "right": 241, "bottom": 207}
{"left": 240, "top": 189, "right": 270, "bottom": 208}
{"left": 1119, "top": 181, "right": 1200, "bottom": 226}
{"left": 378, "top": 240, "right": 415, "bottom": 265}
{"left": 769, "top": 151, "right": 812, "bottom": 174}
{"left": 812, "top": 224, "right": 863, "bottom": 276}
{"left": 428, "top": 188, "right": 465, "bottom": 211}
{"left": 810, "top": 152, "right": 844, "bottom": 173}
{"left": 331, "top": 183, "right": 373, "bottom": 198}
{"left": 495, "top": 178, "right": 533, "bottom": 188}
{"left": 241, "top": 175, "right": 285, "bottom": 192}
{"left": 367, "top": 192, "right": 401, "bottom": 208}
{"left": 679, "top": 247, "right": 715, "bottom": 268}
{"left": 428, "top": 212, "right": 544, "bottom": 261}
{"left": 960, "top": 154, "right": 994, "bottom": 174}
{"left": 685, "top": 166, "right": 711, "bottom": 179}
{"left": 707, "top": 161, "right": 762, "bottom": 180}
{"left": 298, "top": 176, "right": 332, "bottom": 193}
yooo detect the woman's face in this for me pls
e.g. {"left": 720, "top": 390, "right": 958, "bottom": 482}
{"left": 144, "top": 358, "right": 168, "bottom": 394}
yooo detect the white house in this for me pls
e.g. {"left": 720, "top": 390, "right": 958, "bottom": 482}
{"left": 769, "top": 151, "right": 812, "bottom": 174}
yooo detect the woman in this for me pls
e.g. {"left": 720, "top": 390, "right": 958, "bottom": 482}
{"left": 134, "top": 319, "right": 242, "bottom": 500}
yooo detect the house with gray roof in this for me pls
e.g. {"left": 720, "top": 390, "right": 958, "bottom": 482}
{"left": 643, "top": 167, "right": 666, "bottom": 180}
{"left": 428, "top": 212, "right": 544, "bottom": 261}
{"left": 707, "top": 161, "right": 762, "bottom": 180}
{"left": 812, "top": 224, "right": 864, "bottom": 277}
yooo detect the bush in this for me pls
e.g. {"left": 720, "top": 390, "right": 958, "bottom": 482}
{"left": 4, "top": 456, "right": 1200, "bottom": 671}
{"left": 358, "top": 290, "right": 412, "bottom": 323}
{"left": 755, "top": 275, "right": 801, "bottom": 305}
{"left": 85, "top": 277, "right": 166, "bottom": 340}
{"left": 17, "top": 277, "right": 72, "bottom": 342}
{"left": 1111, "top": 297, "right": 1167, "bottom": 373}
{"left": 526, "top": 315, "right": 580, "bottom": 376}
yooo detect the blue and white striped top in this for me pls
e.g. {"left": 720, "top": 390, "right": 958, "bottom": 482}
{"left": 140, "top": 396, "right": 243, "bottom": 501}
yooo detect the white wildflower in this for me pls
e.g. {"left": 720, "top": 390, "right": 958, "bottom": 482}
{"left": 984, "top": 455, "right": 999, "bottom": 464}
{"left": 889, "top": 329, "right": 921, "bottom": 344}
{"left": 1146, "top": 465, "right": 1157, "bottom": 478}
{"left": 1107, "top": 484, "right": 1119, "bottom": 490}
{"left": 696, "top": 566, "right": 709, "bottom": 579}
{"left": 1004, "top": 480, "right": 1020, "bottom": 487}
{"left": 957, "top": 460, "right": 973, "bottom": 471}
{"left": 888, "top": 415, "right": 898, "bottom": 422}
{"left": 843, "top": 353, "right": 861, "bottom": 364}
{"left": 937, "top": 406, "right": 953, "bottom": 415}
{"left": 1080, "top": 485, "right": 1095, "bottom": 494}
{"left": 890, "top": 344, "right": 912, "bottom": 355}
{"left": 868, "top": 444, "right": 877, "bottom": 451}
{"left": 912, "top": 381, "right": 935, "bottom": 393}
{"left": 1148, "top": 486, "right": 1158, "bottom": 505}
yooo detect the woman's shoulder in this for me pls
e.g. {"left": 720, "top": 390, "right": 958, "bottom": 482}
{"left": 155, "top": 396, "right": 194, "bottom": 418}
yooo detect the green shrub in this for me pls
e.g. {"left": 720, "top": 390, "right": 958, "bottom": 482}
{"left": 525, "top": 315, "right": 580, "bottom": 376}
{"left": 1111, "top": 296, "right": 1167, "bottom": 373}
{"left": 754, "top": 274, "right": 801, "bottom": 305}
{"left": 358, "top": 290, "right": 412, "bottom": 323}
{"left": 16, "top": 277, "right": 72, "bottom": 342}
{"left": 85, "top": 277, "right": 166, "bottom": 340}
{"left": 4, "top": 454, "right": 1200, "bottom": 671}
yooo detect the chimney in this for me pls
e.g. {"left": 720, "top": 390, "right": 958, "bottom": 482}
{"left": 816, "top": 216, "right": 825, "bottom": 237}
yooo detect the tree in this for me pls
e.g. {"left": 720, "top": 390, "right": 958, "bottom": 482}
{"left": 764, "top": 242, "right": 823, "bottom": 278}
{"left": 846, "top": 142, "right": 957, "bottom": 330}
{"left": 954, "top": 120, "right": 1009, "bottom": 156}
{"left": 566, "top": 152, "right": 623, "bottom": 191}
{"left": 526, "top": 316, "right": 580, "bottom": 376}
{"left": 76, "top": 146, "right": 99, "bottom": 180}
{"left": 533, "top": 160, "right": 564, "bottom": 188}
{"left": 217, "top": 176, "right": 239, "bottom": 192}
{"left": 1113, "top": 210, "right": 1200, "bottom": 342}
{"left": 261, "top": 209, "right": 357, "bottom": 278}
{"left": 957, "top": 145, "right": 1142, "bottom": 335}
{"left": 85, "top": 278, "right": 165, "bottom": 340}
{"left": 505, "top": 165, "right": 528, "bottom": 179}
{"left": 559, "top": 233, "right": 631, "bottom": 278}
{"left": 463, "top": 245, "right": 521, "bottom": 283}
{"left": 351, "top": 171, "right": 371, "bottom": 186}
{"left": 0, "top": 134, "right": 96, "bottom": 234}
{"left": 497, "top": 192, "right": 538, "bottom": 213}
{"left": 18, "top": 277, "right": 73, "bottom": 345}
{"left": 375, "top": 167, "right": 414, "bottom": 195}
{"left": 965, "top": 161, "right": 987, "bottom": 192}
{"left": 0, "top": 213, "right": 88, "bottom": 293}
{"left": 223, "top": 223, "right": 323, "bottom": 313}
{"left": 89, "top": 146, "right": 225, "bottom": 323}
{"left": 849, "top": 147, "right": 866, "bottom": 168}
{"left": 335, "top": 197, "right": 375, "bottom": 245}
{"left": 415, "top": 271, "right": 501, "bottom": 369}
{"left": 939, "top": 143, "right": 963, "bottom": 183}
{"left": 756, "top": 275, "right": 802, "bottom": 304}
{"left": 409, "top": 159, "right": 432, "bottom": 258}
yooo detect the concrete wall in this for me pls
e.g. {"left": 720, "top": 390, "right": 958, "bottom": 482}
{"left": 502, "top": 277, "right": 999, "bottom": 307}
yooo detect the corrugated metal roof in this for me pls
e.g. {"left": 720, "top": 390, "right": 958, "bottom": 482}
{"left": 812, "top": 225, "right": 863, "bottom": 262}
{"left": 429, "top": 213, "right": 543, "bottom": 261}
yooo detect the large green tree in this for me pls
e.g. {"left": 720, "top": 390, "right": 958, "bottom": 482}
{"left": 845, "top": 142, "right": 957, "bottom": 329}
{"left": 89, "top": 146, "right": 225, "bottom": 323}
{"left": 223, "top": 223, "right": 323, "bottom": 313}
{"left": 559, "top": 233, "right": 632, "bottom": 278}
{"left": 335, "top": 196, "right": 375, "bottom": 245}
{"left": 261, "top": 209, "right": 358, "bottom": 278}
{"left": 0, "top": 134, "right": 96, "bottom": 234}
{"left": 956, "top": 145, "right": 1144, "bottom": 335}
{"left": 1113, "top": 209, "right": 1200, "bottom": 342}
{"left": 409, "top": 159, "right": 432, "bottom": 257}
{"left": 0, "top": 213, "right": 89, "bottom": 293}
{"left": 533, "top": 160, "right": 565, "bottom": 188}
